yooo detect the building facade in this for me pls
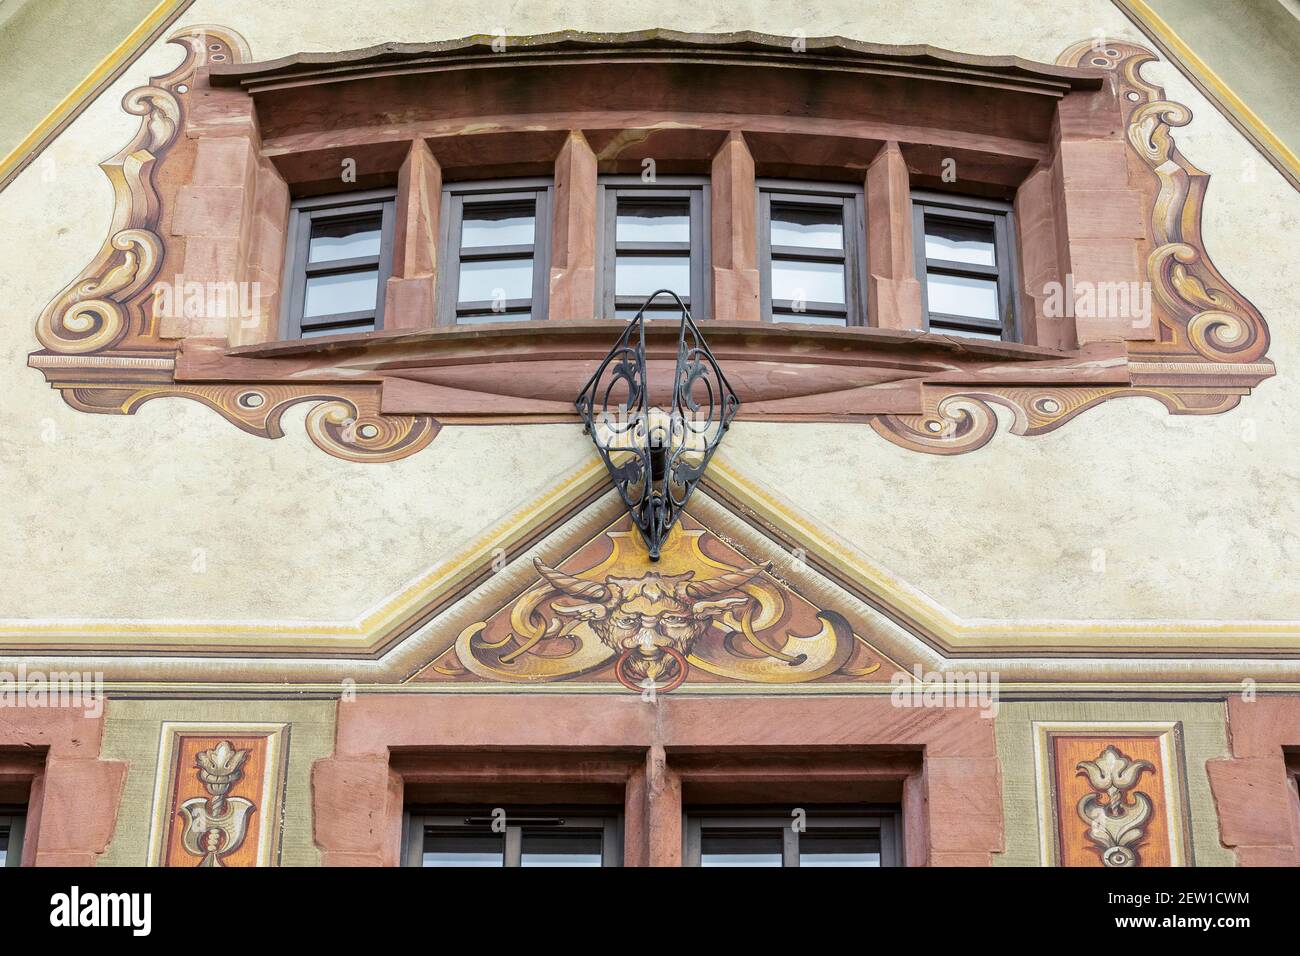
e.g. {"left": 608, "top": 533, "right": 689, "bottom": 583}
{"left": 1, "top": 0, "right": 1298, "bottom": 867}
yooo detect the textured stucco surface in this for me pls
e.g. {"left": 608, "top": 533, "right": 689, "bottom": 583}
{"left": 0, "top": 0, "right": 1296, "bottom": 631}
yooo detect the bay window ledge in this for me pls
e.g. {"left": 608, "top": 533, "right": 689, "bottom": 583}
{"left": 169, "top": 324, "right": 1133, "bottom": 423}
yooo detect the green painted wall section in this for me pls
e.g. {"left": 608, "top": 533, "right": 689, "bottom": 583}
{"left": 97, "top": 698, "right": 337, "bottom": 867}
{"left": 993, "top": 700, "right": 1234, "bottom": 867}
{"left": 1146, "top": 0, "right": 1300, "bottom": 161}
{"left": 0, "top": 0, "right": 164, "bottom": 162}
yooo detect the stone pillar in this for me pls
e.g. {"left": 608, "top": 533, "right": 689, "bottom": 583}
{"left": 710, "top": 131, "right": 760, "bottom": 322}
{"left": 864, "top": 141, "right": 923, "bottom": 331}
{"left": 548, "top": 130, "right": 598, "bottom": 321}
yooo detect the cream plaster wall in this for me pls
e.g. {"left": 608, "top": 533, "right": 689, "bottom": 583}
{"left": 0, "top": 0, "right": 1296, "bottom": 629}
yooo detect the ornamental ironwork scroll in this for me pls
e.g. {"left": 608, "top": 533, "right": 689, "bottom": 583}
{"left": 576, "top": 290, "right": 739, "bottom": 559}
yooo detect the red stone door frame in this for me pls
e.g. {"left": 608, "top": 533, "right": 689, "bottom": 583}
{"left": 312, "top": 694, "right": 1002, "bottom": 866}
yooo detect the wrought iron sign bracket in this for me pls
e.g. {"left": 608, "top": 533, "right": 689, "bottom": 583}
{"left": 576, "top": 290, "right": 740, "bottom": 560}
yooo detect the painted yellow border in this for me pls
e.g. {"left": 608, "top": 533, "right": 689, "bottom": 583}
{"left": 1114, "top": 0, "right": 1300, "bottom": 190}
{"left": 706, "top": 457, "right": 1300, "bottom": 652}
{"left": 145, "top": 720, "right": 290, "bottom": 867}
{"left": 3, "top": 457, "right": 1300, "bottom": 660}
{"left": 0, "top": 0, "right": 196, "bottom": 191}
{"left": 1032, "top": 720, "right": 1191, "bottom": 867}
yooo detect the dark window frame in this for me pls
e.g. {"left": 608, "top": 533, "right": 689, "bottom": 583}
{"left": 0, "top": 808, "right": 26, "bottom": 868}
{"left": 757, "top": 179, "right": 868, "bottom": 326}
{"left": 281, "top": 188, "right": 398, "bottom": 339}
{"left": 436, "top": 178, "right": 553, "bottom": 326}
{"left": 911, "top": 189, "right": 1020, "bottom": 341}
{"left": 596, "top": 175, "right": 711, "bottom": 319}
{"left": 683, "top": 806, "right": 899, "bottom": 867}
{"left": 403, "top": 805, "right": 622, "bottom": 867}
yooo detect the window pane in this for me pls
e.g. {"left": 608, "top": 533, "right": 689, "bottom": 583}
{"left": 700, "top": 829, "right": 783, "bottom": 867}
{"left": 930, "top": 323, "right": 1004, "bottom": 341}
{"left": 926, "top": 272, "right": 999, "bottom": 321}
{"left": 309, "top": 215, "right": 382, "bottom": 262}
{"left": 617, "top": 200, "right": 690, "bottom": 243}
{"left": 457, "top": 311, "right": 532, "bottom": 324}
{"left": 520, "top": 829, "right": 603, "bottom": 867}
{"left": 458, "top": 258, "right": 534, "bottom": 303}
{"left": 925, "top": 218, "right": 996, "bottom": 266}
{"left": 615, "top": 305, "right": 684, "bottom": 320}
{"left": 772, "top": 259, "right": 845, "bottom": 305}
{"left": 300, "top": 319, "right": 376, "bottom": 337}
{"left": 773, "top": 311, "right": 848, "bottom": 327}
{"left": 799, "top": 829, "right": 881, "bottom": 867}
{"left": 615, "top": 255, "right": 690, "bottom": 298}
{"left": 462, "top": 202, "right": 535, "bottom": 248}
{"left": 422, "top": 830, "right": 504, "bottom": 867}
{"left": 771, "top": 204, "right": 843, "bottom": 249}
{"left": 302, "top": 270, "right": 379, "bottom": 317}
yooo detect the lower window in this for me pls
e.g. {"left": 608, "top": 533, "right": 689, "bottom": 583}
{"left": 685, "top": 807, "right": 899, "bottom": 867}
{"left": 405, "top": 807, "right": 621, "bottom": 867}
{"left": 0, "top": 809, "right": 26, "bottom": 867}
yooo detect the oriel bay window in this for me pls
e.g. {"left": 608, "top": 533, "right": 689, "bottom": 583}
{"left": 758, "top": 181, "right": 868, "bottom": 326}
{"left": 405, "top": 807, "right": 621, "bottom": 867}
{"left": 684, "top": 808, "right": 899, "bottom": 867}
{"left": 438, "top": 179, "right": 552, "bottom": 324}
{"left": 598, "top": 177, "right": 710, "bottom": 319}
{"left": 911, "top": 191, "right": 1019, "bottom": 341}
{"left": 283, "top": 190, "right": 397, "bottom": 338}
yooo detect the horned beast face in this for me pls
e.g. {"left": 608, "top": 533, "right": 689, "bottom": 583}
{"left": 532, "top": 558, "right": 767, "bottom": 658}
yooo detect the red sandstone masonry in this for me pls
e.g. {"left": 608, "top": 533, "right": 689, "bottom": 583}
{"left": 0, "top": 706, "right": 126, "bottom": 866}
{"left": 1206, "top": 696, "right": 1300, "bottom": 866}
{"left": 314, "top": 695, "right": 1002, "bottom": 866}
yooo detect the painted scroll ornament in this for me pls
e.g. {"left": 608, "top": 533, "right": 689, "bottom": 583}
{"left": 178, "top": 740, "right": 256, "bottom": 867}
{"left": 1076, "top": 745, "right": 1155, "bottom": 868}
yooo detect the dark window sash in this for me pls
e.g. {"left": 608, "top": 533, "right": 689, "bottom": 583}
{"left": 282, "top": 189, "right": 397, "bottom": 339}
{"left": 597, "top": 176, "right": 711, "bottom": 319}
{"left": 911, "top": 189, "right": 1019, "bottom": 342}
{"left": 0, "top": 811, "right": 26, "bottom": 868}
{"left": 403, "top": 808, "right": 622, "bottom": 867}
{"left": 437, "top": 179, "right": 553, "bottom": 325}
{"left": 683, "top": 809, "right": 900, "bottom": 867}
{"left": 757, "top": 179, "right": 867, "bottom": 327}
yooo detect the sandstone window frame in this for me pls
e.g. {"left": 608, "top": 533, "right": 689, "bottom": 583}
{"left": 683, "top": 806, "right": 900, "bottom": 867}
{"left": 436, "top": 178, "right": 554, "bottom": 326}
{"left": 403, "top": 805, "right": 623, "bottom": 867}
{"left": 282, "top": 189, "right": 398, "bottom": 339}
{"left": 596, "top": 175, "right": 712, "bottom": 320}
{"left": 757, "top": 179, "right": 869, "bottom": 326}
{"left": 910, "top": 189, "right": 1021, "bottom": 342}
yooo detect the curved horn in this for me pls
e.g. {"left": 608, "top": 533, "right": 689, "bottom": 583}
{"left": 533, "top": 558, "right": 611, "bottom": 601}
{"left": 683, "top": 561, "right": 771, "bottom": 598}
